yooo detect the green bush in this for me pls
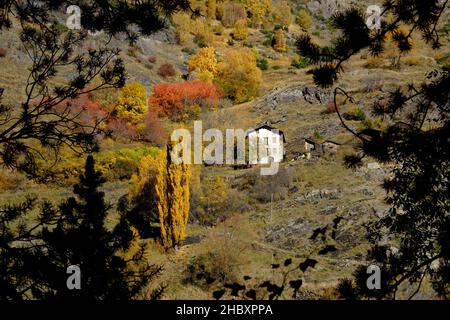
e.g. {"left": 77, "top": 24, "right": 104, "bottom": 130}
{"left": 257, "top": 57, "right": 269, "bottom": 70}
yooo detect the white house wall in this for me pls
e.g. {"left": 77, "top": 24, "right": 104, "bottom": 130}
{"left": 248, "top": 129, "right": 284, "bottom": 165}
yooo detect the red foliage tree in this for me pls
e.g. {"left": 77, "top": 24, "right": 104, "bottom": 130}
{"left": 141, "top": 112, "right": 167, "bottom": 146}
{"left": 149, "top": 80, "right": 222, "bottom": 121}
{"left": 106, "top": 118, "right": 139, "bottom": 140}
{"left": 54, "top": 93, "right": 107, "bottom": 127}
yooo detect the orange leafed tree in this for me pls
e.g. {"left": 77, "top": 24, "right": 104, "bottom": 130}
{"left": 149, "top": 81, "right": 222, "bottom": 121}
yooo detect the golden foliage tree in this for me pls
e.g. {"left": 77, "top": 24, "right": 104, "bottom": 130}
{"left": 205, "top": 0, "right": 217, "bottom": 20}
{"left": 154, "top": 145, "right": 191, "bottom": 248}
{"left": 222, "top": 1, "right": 246, "bottom": 27}
{"left": 115, "top": 82, "right": 147, "bottom": 121}
{"left": 273, "top": 0, "right": 292, "bottom": 26}
{"left": 366, "top": 25, "right": 416, "bottom": 69}
{"left": 216, "top": 48, "right": 262, "bottom": 103}
{"left": 244, "top": 0, "right": 271, "bottom": 27}
{"left": 172, "top": 12, "right": 192, "bottom": 45}
{"left": 297, "top": 9, "right": 312, "bottom": 30}
{"left": 188, "top": 47, "right": 218, "bottom": 83}
{"left": 233, "top": 19, "right": 248, "bottom": 41}
{"left": 273, "top": 28, "right": 287, "bottom": 52}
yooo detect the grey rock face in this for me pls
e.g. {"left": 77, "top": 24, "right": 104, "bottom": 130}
{"left": 254, "top": 85, "right": 332, "bottom": 111}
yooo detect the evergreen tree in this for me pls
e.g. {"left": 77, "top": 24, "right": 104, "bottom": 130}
{"left": 296, "top": 0, "right": 450, "bottom": 298}
{"left": 0, "top": 156, "right": 163, "bottom": 300}
{"left": 0, "top": 0, "right": 191, "bottom": 177}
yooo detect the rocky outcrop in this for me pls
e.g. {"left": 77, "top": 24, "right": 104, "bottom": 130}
{"left": 295, "top": 189, "right": 341, "bottom": 204}
{"left": 254, "top": 85, "right": 331, "bottom": 111}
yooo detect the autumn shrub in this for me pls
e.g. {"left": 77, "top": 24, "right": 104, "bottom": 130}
{"left": 172, "top": 12, "right": 192, "bottom": 45}
{"left": 205, "top": 0, "right": 217, "bottom": 19}
{"left": 149, "top": 80, "right": 222, "bottom": 121}
{"left": 323, "top": 95, "right": 346, "bottom": 114}
{"left": 95, "top": 147, "right": 160, "bottom": 181}
{"left": 222, "top": 1, "right": 246, "bottom": 27}
{"left": 115, "top": 82, "right": 147, "bottom": 121}
{"left": 157, "top": 63, "right": 176, "bottom": 78}
{"left": 273, "top": 28, "right": 287, "bottom": 52}
{"left": 148, "top": 56, "right": 157, "bottom": 63}
{"left": 188, "top": 47, "right": 218, "bottom": 83}
{"left": 212, "top": 23, "right": 224, "bottom": 35}
{"left": 404, "top": 55, "right": 420, "bottom": 66}
{"left": 54, "top": 92, "right": 107, "bottom": 127}
{"left": 106, "top": 118, "right": 140, "bottom": 141}
{"left": 365, "top": 54, "right": 385, "bottom": 68}
{"left": 245, "top": 0, "right": 272, "bottom": 27}
{"left": 215, "top": 48, "right": 262, "bottom": 103}
{"left": 0, "top": 48, "right": 6, "bottom": 58}
{"left": 192, "top": 19, "right": 214, "bottom": 48}
{"left": 246, "top": 167, "right": 293, "bottom": 203}
{"left": 184, "top": 222, "right": 251, "bottom": 286}
{"left": 324, "top": 99, "right": 338, "bottom": 114}
{"left": 297, "top": 9, "right": 312, "bottom": 30}
{"left": 127, "top": 46, "right": 139, "bottom": 57}
{"left": 359, "top": 117, "right": 386, "bottom": 131}
{"left": 0, "top": 169, "right": 26, "bottom": 191}
{"left": 47, "top": 146, "right": 160, "bottom": 186}
{"left": 232, "top": 19, "right": 248, "bottom": 41}
{"left": 188, "top": 172, "right": 248, "bottom": 226}
{"left": 140, "top": 112, "right": 167, "bottom": 146}
{"left": 273, "top": 0, "right": 293, "bottom": 27}
{"left": 107, "top": 112, "right": 166, "bottom": 146}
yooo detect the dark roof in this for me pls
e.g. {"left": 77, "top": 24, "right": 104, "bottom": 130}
{"left": 246, "top": 124, "right": 286, "bottom": 142}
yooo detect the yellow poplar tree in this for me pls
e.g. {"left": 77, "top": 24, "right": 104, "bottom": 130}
{"left": 154, "top": 144, "right": 191, "bottom": 248}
